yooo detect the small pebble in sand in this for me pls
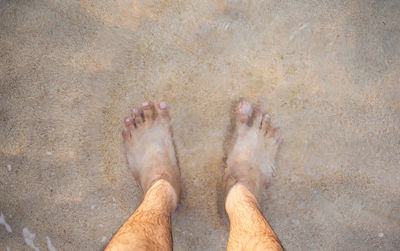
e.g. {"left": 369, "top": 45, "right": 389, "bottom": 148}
{"left": 378, "top": 233, "right": 384, "bottom": 238}
{"left": 101, "top": 236, "right": 107, "bottom": 242}
{"left": 91, "top": 205, "right": 95, "bottom": 209}
{"left": 7, "top": 164, "right": 11, "bottom": 171}
{"left": 99, "top": 224, "right": 103, "bottom": 227}
{"left": 46, "top": 151, "right": 52, "bottom": 156}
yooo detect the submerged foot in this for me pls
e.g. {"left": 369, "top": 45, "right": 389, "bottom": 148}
{"left": 122, "top": 101, "right": 181, "bottom": 205}
{"left": 224, "top": 101, "right": 282, "bottom": 204}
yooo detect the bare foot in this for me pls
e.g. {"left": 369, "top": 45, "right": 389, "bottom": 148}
{"left": 122, "top": 101, "right": 181, "bottom": 206}
{"left": 224, "top": 101, "right": 282, "bottom": 204}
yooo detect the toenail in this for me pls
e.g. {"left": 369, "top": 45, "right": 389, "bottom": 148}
{"left": 142, "top": 102, "right": 149, "bottom": 107}
{"left": 132, "top": 108, "right": 138, "bottom": 113}
{"left": 265, "top": 114, "right": 271, "bottom": 119}
{"left": 125, "top": 118, "right": 131, "bottom": 124}
{"left": 160, "top": 101, "right": 167, "bottom": 109}
{"left": 239, "top": 103, "right": 252, "bottom": 114}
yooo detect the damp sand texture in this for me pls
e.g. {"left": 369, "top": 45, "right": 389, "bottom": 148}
{"left": 1, "top": 0, "right": 399, "bottom": 250}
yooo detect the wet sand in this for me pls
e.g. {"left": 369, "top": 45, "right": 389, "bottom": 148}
{"left": 1, "top": 0, "right": 399, "bottom": 250}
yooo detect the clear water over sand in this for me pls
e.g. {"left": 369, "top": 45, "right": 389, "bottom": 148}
{"left": 1, "top": 0, "right": 399, "bottom": 250}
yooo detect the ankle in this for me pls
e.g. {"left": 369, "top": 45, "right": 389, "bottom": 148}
{"left": 225, "top": 183, "right": 259, "bottom": 215}
{"left": 145, "top": 179, "right": 178, "bottom": 214}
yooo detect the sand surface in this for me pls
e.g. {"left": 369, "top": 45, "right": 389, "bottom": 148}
{"left": 1, "top": 0, "right": 399, "bottom": 250}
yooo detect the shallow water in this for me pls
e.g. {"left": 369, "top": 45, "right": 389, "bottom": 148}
{"left": 1, "top": 0, "right": 399, "bottom": 250}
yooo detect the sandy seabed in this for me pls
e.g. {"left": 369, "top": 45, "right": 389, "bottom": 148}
{"left": 1, "top": 0, "right": 399, "bottom": 250}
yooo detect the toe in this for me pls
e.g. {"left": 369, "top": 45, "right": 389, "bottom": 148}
{"left": 236, "top": 101, "right": 252, "bottom": 125}
{"left": 261, "top": 114, "right": 271, "bottom": 132}
{"left": 155, "top": 101, "right": 171, "bottom": 121}
{"left": 253, "top": 107, "right": 263, "bottom": 128}
{"left": 124, "top": 116, "right": 135, "bottom": 131}
{"left": 267, "top": 126, "right": 279, "bottom": 138}
{"left": 122, "top": 128, "right": 131, "bottom": 141}
{"left": 142, "top": 101, "right": 154, "bottom": 126}
{"left": 132, "top": 108, "right": 143, "bottom": 126}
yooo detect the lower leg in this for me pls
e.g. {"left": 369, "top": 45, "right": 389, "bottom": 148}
{"left": 225, "top": 184, "right": 282, "bottom": 251}
{"left": 105, "top": 179, "right": 177, "bottom": 251}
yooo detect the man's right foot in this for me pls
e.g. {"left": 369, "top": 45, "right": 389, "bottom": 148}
{"left": 224, "top": 101, "right": 282, "bottom": 204}
{"left": 122, "top": 101, "right": 181, "bottom": 207}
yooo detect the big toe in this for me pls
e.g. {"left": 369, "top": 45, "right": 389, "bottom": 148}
{"left": 236, "top": 101, "right": 252, "bottom": 125}
{"left": 155, "top": 101, "right": 171, "bottom": 122}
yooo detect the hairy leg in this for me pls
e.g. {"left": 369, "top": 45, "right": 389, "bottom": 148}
{"left": 226, "top": 184, "right": 282, "bottom": 251}
{"left": 105, "top": 180, "right": 176, "bottom": 251}
{"left": 224, "top": 101, "right": 283, "bottom": 251}
{"left": 105, "top": 101, "right": 180, "bottom": 251}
